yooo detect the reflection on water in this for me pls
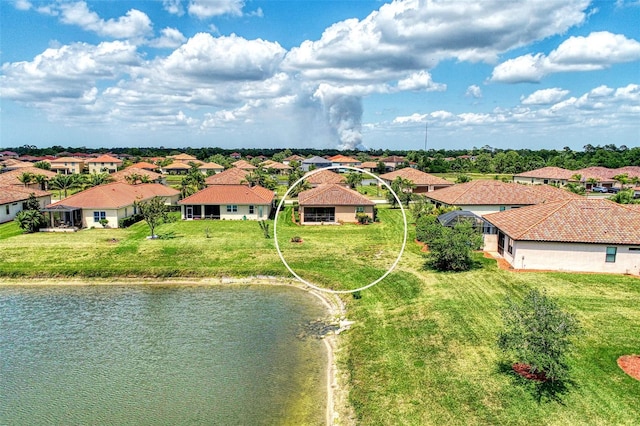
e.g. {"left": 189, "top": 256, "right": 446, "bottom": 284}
{"left": 0, "top": 285, "right": 327, "bottom": 425}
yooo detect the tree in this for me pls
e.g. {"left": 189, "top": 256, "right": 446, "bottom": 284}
{"left": 425, "top": 221, "right": 483, "bottom": 272}
{"left": 613, "top": 173, "right": 629, "bottom": 189}
{"left": 498, "top": 288, "right": 580, "bottom": 382}
{"left": 345, "top": 172, "right": 363, "bottom": 189}
{"left": 180, "top": 165, "right": 206, "bottom": 197}
{"left": 49, "top": 174, "right": 82, "bottom": 198}
{"left": 135, "top": 196, "right": 170, "bottom": 238}
{"left": 455, "top": 173, "right": 471, "bottom": 183}
{"left": 32, "top": 174, "right": 49, "bottom": 190}
{"left": 84, "top": 172, "right": 113, "bottom": 188}
{"left": 14, "top": 193, "right": 46, "bottom": 233}
{"left": 33, "top": 161, "right": 51, "bottom": 170}
{"left": 17, "top": 172, "right": 34, "bottom": 187}
{"left": 386, "top": 177, "right": 415, "bottom": 207}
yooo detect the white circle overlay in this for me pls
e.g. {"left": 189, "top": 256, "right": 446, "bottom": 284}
{"left": 273, "top": 165, "right": 408, "bottom": 294}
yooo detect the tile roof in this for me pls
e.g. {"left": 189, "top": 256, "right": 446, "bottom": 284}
{"left": 179, "top": 185, "right": 274, "bottom": 205}
{"left": 380, "top": 156, "right": 406, "bottom": 163}
{"left": 380, "top": 168, "right": 452, "bottom": 186}
{"left": 205, "top": 167, "right": 249, "bottom": 185}
{"left": 199, "top": 162, "right": 224, "bottom": 170}
{"left": 46, "top": 182, "right": 179, "bottom": 209}
{"left": 0, "top": 186, "right": 51, "bottom": 204}
{"left": 50, "top": 157, "right": 84, "bottom": 163}
{"left": 170, "top": 153, "right": 198, "bottom": 161}
{"left": 163, "top": 162, "right": 192, "bottom": 170}
{"left": 86, "top": 154, "right": 122, "bottom": 164}
{"left": 128, "top": 161, "right": 158, "bottom": 170}
{"left": 360, "top": 161, "right": 379, "bottom": 169}
{"left": 483, "top": 199, "right": 640, "bottom": 245}
{"left": 426, "top": 180, "right": 581, "bottom": 206}
{"left": 261, "top": 160, "right": 292, "bottom": 170}
{"left": 304, "top": 169, "right": 347, "bottom": 185}
{"left": 284, "top": 155, "right": 305, "bottom": 161}
{"left": 232, "top": 159, "right": 257, "bottom": 170}
{"left": 0, "top": 167, "right": 57, "bottom": 186}
{"left": 514, "top": 166, "right": 578, "bottom": 180}
{"left": 298, "top": 184, "right": 375, "bottom": 206}
{"left": 111, "top": 167, "right": 162, "bottom": 183}
{"left": 328, "top": 155, "right": 360, "bottom": 163}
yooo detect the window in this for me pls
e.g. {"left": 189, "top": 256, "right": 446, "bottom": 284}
{"left": 5, "top": 205, "right": 9, "bottom": 215}
{"left": 499, "top": 206, "right": 506, "bottom": 211}
{"left": 93, "top": 211, "right": 106, "bottom": 222}
{"left": 249, "top": 205, "right": 255, "bottom": 214}
{"left": 629, "top": 247, "right": 640, "bottom": 252}
{"left": 606, "top": 247, "right": 617, "bottom": 263}
{"left": 356, "top": 206, "right": 365, "bottom": 213}
{"left": 507, "top": 237, "right": 513, "bottom": 254}
{"left": 226, "top": 205, "right": 238, "bottom": 213}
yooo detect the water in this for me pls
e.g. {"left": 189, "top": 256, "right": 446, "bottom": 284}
{"left": 0, "top": 285, "right": 328, "bottom": 425}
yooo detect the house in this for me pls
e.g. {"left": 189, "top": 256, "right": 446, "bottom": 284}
{"left": 379, "top": 156, "right": 407, "bottom": 172}
{"left": 86, "top": 154, "right": 123, "bottom": 174}
{"left": 232, "top": 159, "right": 257, "bottom": 170}
{"left": 360, "top": 161, "right": 380, "bottom": 173}
{"left": 298, "top": 184, "right": 375, "bottom": 224}
{"left": 260, "top": 160, "right": 292, "bottom": 175}
{"left": 161, "top": 162, "right": 192, "bottom": 175}
{"left": 0, "top": 158, "right": 33, "bottom": 171}
{"left": 230, "top": 152, "right": 242, "bottom": 160}
{"left": 301, "top": 156, "right": 332, "bottom": 172}
{"left": 179, "top": 185, "right": 274, "bottom": 220}
{"left": 0, "top": 167, "right": 57, "bottom": 190}
{"left": 49, "top": 157, "right": 85, "bottom": 174}
{"left": 110, "top": 167, "right": 163, "bottom": 184}
{"left": 304, "top": 169, "right": 348, "bottom": 187}
{"left": 129, "top": 161, "right": 159, "bottom": 171}
{"left": 483, "top": 199, "right": 640, "bottom": 276}
{"left": 282, "top": 154, "right": 305, "bottom": 165}
{"left": 43, "top": 182, "right": 179, "bottom": 229}
{"left": 0, "top": 186, "right": 52, "bottom": 223}
{"left": 379, "top": 168, "right": 453, "bottom": 193}
{"left": 170, "top": 153, "right": 200, "bottom": 163}
{"left": 0, "top": 151, "right": 19, "bottom": 158}
{"left": 328, "top": 155, "right": 361, "bottom": 172}
{"left": 424, "top": 180, "right": 581, "bottom": 217}
{"left": 198, "top": 162, "right": 225, "bottom": 175}
{"left": 205, "top": 167, "right": 249, "bottom": 185}
{"left": 513, "top": 167, "right": 578, "bottom": 186}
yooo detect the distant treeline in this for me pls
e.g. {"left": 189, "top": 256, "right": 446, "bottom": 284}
{"left": 8, "top": 143, "right": 640, "bottom": 174}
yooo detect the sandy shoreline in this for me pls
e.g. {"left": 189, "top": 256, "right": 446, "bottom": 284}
{"left": 0, "top": 276, "right": 352, "bottom": 426}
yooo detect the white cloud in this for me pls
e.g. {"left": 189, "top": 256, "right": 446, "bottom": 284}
{"left": 14, "top": 0, "right": 32, "bottom": 11}
{"left": 163, "top": 0, "right": 185, "bottom": 16}
{"left": 521, "top": 88, "right": 570, "bottom": 105}
{"left": 465, "top": 85, "right": 482, "bottom": 99}
{"left": 188, "top": 0, "right": 245, "bottom": 19}
{"left": 284, "top": 0, "right": 591, "bottom": 83}
{"left": 397, "top": 71, "right": 446, "bottom": 91}
{"left": 148, "top": 27, "right": 187, "bottom": 49}
{"left": 491, "top": 31, "right": 640, "bottom": 83}
{"left": 57, "top": 1, "right": 153, "bottom": 39}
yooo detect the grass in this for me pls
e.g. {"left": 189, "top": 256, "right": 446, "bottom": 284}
{"left": 433, "top": 172, "right": 512, "bottom": 183}
{"left": 1, "top": 212, "right": 639, "bottom": 425}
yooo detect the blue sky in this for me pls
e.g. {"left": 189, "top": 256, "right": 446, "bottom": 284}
{"left": 1, "top": 0, "right": 639, "bottom": 151}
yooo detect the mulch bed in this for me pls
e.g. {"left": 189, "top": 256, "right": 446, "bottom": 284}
{"left": 617, "top": 355, "right": 640, "bottom": 381}
{"left": 415, "top": 239, "right": 428, "bottom": 252}
{"left": 512, "top": 363, "right": 548, "bottom": 382}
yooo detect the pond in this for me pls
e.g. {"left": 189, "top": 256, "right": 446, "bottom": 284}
{"left": 0, "top": 285, "right": 328, "bottom": 425}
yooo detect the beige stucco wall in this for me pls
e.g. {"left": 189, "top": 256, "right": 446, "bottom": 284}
{"left": 51, "top": 161, "right": 84, "bottom": 174}
{"left": 0, "top": 195, "right": 52, "bottom": 223}
{"left": 504, "top": 240, "right": 640, "bottom": 275}
{"left": 300, "top": 205, "right": 373, "bottom": 224}
{"left": 88, "top": 162, "right": 120, "bottom": 174}
{"left": 513, "top": 177, "right": 569, "bottom": 186}
{"left": 483, "top": 233, "right": 499, "bottom": 251}
{"left": 456, "top": 204, "right": 522, "bottom": 217}
{"left": 181, "top": 204, "right": 271, "bottom": 220}
{"left": 81, "top": 208, "right": 122, "bottom": 228}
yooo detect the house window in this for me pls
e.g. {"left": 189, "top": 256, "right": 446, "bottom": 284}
{"left": 93, "top": 211, "right": 106, "bottom": 222}
{"left": 629, "top": 247, "right": 640, "bottom": 252}
{"left": 226, "top": 205, "right": 238, "bottom": 213}
{"left": 356, "top": 206, "right": 365, "bottom": 213}
{"left": 499, "top": 206, "right": 506, "bottom": 211}
{"left": 249, "top": 205, "right": 255, "bottom": 214}
{"left": 507, "top": 237, "right": 513, "bottom": 255}
{"left": 606, "top": 247, "right": 617, "bottom": 263}
{"left": 5, "top": 205, "right": 9, "bottom": 215}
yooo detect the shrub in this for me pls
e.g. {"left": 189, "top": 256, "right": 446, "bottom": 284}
{"left": 290, "top": 236, "right": 302, "bottom": 243}
{"left": 356, "top": 212, "right": 372, "bottom": 224}
{"left": 424, "top": 221, "right": 482, "bottom": 271}
{"left": 118, "top": 214, "right": 143, "bottom": 228}
{"left": 498, "top": 288, "right": 580, "bottom": 382}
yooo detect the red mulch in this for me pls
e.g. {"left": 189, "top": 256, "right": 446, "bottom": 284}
{"left": 618, "top": 355, "right": 640, "bottom": 381}
{"left": 415, "top": 239, "right": 428, "bottom": 252}
{"left": 512, "top": 363, "right": 548, "bottom": 382}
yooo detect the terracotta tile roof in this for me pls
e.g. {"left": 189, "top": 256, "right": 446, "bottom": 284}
{"left": 179, "top": 185, "right": 274, "bottom": 205}
{"left": 0, "top": 167, "right": 57, "bottom": 186}
{"left": 205, "top": 167, "right": 249, "bottom": 185}
{"left": 86, "top": 154, "right": 122, "bottom": 164}
{"left": 50, "top": 157, "right": 84, "bottom": 163}
{"left": 1, "top": 159, "right": 34, "bottom": 169}
{"left": 304, "top": 169, "right": 347, "bottom": 185}
{"left": 46, "top": 182, "right": 179, "bottom": 209}
{"left": 483, "top": 199, "right": 640, "bottom": 245}
{"left": 0, "top": 186, "right": 51, "bottom": 204}
{"left": 261, "top": 160, "right": 291, "bottom": 170}
{"left": 163, "top": 162, "right": 192, "bottom": 170}
{"left": 380, "top": 168, "right": 452, "bottom": 186}
{"left": 129, "top": 161, "right": 158, "bottom": 170}
{"left": 360, "top": 161, "right": 379, "bottom": 169}
{"left": 284, "top": 155, "right": 305, "bottom": 161}
{"left": 622, "top": 203, "right": 640, "bottom": 213}
{"left": 232, "top": 159, "right": 257, "bottom": 170}
{"left": 514, "top": 167, "right": 578, "bottom": 180}
{"left": 298, "top": 184, "right": 375, "bottom": 206}
{"left": 614, "top": 166, "right": 640, "bottom": 179}
{"left": 426, "top": 180, "right": 581, "bottom": 206}
{"left": 380, "top": 156, "right": 406, "bottom": 163}
{"left": 170, "top": 153, "right": 198, "bottom": 161}
{"left": 111, "top": 167, "right": 162, "bottom": 183}
{"left": 575, "top": 166, "right": 616, "bottom": 182}
{"left": 199, "top": 162, "right": 224, "bottom": 170}
{"left": 328, "top": 155, "right": 360, "bottom": 163}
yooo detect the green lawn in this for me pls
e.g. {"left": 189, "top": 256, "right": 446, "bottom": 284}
{"left": 1, "top": 212, "right": 639, "bottom": 425}
{"left": 433, "top": 172, "right": 512, "bottom": 183}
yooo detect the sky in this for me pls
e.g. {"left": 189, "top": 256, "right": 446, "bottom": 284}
{"left": 1, "top": 0, "right": 639, "bottom": 152}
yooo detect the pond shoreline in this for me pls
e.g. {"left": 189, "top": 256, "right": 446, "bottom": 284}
{"left": 0, "top": 276, "right": 352, "bottom": 426}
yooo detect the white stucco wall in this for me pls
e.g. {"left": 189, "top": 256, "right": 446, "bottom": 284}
{"left": 507, "top": 240, "right": 640, "bottom": 275}
{"left": 82, "top": 208, "right": 124, "bottom": 228}
{"left": 181, "top": 204, "right": 271, "bottom": 220}
{"left": 0, "top": 195, "right": 52, "bottom": 223}
{"left": 457, "top": 204, "right": 522, "bottom": 217}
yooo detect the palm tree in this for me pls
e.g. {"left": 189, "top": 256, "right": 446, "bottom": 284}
{"left": 84, "top": 172, "right": 113, "bottom": 188}
{"left": 613, "top": 173, "right": 629, "bottom": 190}
{"left": 32, "top": 174, "right": 49, "bottom": 190}
{"left": 17, "top": 172, "right": 34, "bottom": 187}
{"left": 345, "top": 172, "right": 363, "bottom": 189}
{"left": 49, "top": 174, "right": 82, "bottom": 199}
